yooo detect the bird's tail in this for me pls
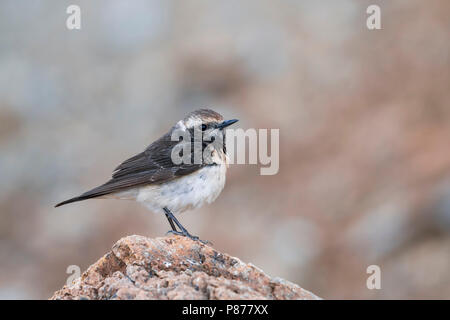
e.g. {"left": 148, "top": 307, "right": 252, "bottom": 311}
{"left": 55, "top": 176, "right": 139, "bottom": 208}
{"left": 54, "top": 183, "right": 113, "bottom": 208}
{"left": 54, "top": 193, "right": 100, "bottom": 207}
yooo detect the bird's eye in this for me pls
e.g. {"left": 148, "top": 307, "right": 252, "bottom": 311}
{"left": 201, "top": 124, "right": 207, "bottom": 131}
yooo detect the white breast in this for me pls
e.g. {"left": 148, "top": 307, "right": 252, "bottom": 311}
{"left": 136, "top": 163, "right": 227, "bottom": 215}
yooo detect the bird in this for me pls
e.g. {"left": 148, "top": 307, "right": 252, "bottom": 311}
{"left": 55, "top": 109, "right": 238, "bottom": 244}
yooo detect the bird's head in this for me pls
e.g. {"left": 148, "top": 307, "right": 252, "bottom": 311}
{"left": 182, "top": 109, "right": 237, "bottom": 132}
{"left": 175, "top": 109, "right": 238, "bottom": 140}
{"left": 172, "top": 109, "right": 238, "bottom": 164}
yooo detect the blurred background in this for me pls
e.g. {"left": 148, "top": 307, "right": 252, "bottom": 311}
{"left": 1, "top": 0, "right": 449, "bottom": 299}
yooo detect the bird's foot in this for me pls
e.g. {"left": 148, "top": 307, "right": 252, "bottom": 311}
{"left": 166, "top": 230, "right": 211, "bottom": 245}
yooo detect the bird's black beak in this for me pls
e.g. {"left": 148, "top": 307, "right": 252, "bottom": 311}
{"left": 217, "top": 119, "right": 238, "bottom": 130}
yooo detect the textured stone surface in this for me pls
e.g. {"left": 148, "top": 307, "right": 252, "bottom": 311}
{"left": 51, "top": 235, "right": 320, "bottom": 300}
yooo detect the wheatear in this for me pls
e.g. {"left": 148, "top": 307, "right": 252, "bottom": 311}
{"left": 55, "top": 109, "right": 238, "bottom": 243}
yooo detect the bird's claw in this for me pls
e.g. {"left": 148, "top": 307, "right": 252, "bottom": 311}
{"left": 166, "top": 230, "right": 211, "bottom": 245}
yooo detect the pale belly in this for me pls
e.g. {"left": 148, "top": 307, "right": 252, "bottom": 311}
{"left": 135, "top": 164, "right": 227, "bottom": 214}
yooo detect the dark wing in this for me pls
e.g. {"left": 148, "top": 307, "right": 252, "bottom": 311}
{"left": 55, "top": 132, "right": 204, "bottom": 207}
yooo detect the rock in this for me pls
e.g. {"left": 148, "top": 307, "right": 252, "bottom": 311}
{"left": 51, "top": 235, "right": 320, "bottom": 300}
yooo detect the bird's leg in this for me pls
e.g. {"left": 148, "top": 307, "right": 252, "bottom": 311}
{"left": 164, "top": 210, "right": 178, "bottom": 232}
{"left": 163, "top": 207, "right": 210, "bottom": 244}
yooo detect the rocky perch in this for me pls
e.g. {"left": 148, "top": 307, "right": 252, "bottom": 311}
{"left": 51, "top": 235, "right": 320, "bottom": 300}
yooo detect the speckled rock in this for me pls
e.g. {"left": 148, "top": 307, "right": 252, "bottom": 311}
{"left": 51, "top": 235, "right": 320, "bottom": 300}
